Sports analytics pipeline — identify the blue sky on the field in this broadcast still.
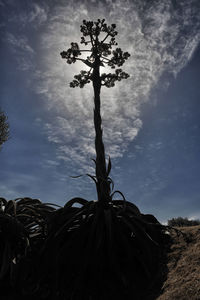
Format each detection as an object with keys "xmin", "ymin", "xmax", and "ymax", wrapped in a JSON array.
[{"xmin": 0, "ymin": 0, "xmax": 200, "ymax": 223}]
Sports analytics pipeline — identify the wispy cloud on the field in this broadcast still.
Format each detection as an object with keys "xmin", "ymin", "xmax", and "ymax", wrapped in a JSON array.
[
  {"xmin": 5, "ymin": 0, "xmax": 200, "ymax": 171},
  {"xmin": 7, "ymin": 2, "xmax": 48, "ymax": 28},
  {"xmin": 28, "ymin": 3, "xmax": 48, "ymax": 25},
  {"xmin": 6, "ymin": 33, "xmax": 35, "ymax": 70},
  {"xmin": 6, "ymin": 33, "xmax": 34, "ymax": 54}
]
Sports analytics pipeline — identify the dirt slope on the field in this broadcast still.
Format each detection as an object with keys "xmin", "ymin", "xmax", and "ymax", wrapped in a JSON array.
[{"xmin": 157, "ymin": 225, "xmax": 200, "ymax": 300}]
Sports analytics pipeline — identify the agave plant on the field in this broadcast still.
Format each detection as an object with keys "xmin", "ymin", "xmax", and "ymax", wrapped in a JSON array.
[
  {"xmin": 0, "ymin": 197, "xmax": 57, "ymax": 298},
  {"xmin": 36, "ymin": 19, "xmax": 167, "ymax": 300}
]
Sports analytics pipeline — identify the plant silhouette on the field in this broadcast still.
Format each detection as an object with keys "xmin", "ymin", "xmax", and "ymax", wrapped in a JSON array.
[
  {"xmin": 61, "ymin": 18, "xmax": 130, "ymax": 204},
  {"xmin": 0, "ymin": 19, "xmax": 170, "ymax": 300},
  {"xmin": 35, "ymin": 19, "xmax": 167, "ymax": 299},
  {"xmin": 0, "ymin": 109, "xmax": 9, "ymax": 150}
]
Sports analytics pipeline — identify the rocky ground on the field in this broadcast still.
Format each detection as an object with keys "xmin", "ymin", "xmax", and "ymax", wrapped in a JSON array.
[{"xmin": 156, "ymin": 225, "xmax": 200, "ymax": 300}]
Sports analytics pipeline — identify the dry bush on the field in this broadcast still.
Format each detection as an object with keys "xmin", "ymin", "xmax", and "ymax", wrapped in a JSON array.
[{"xmin": 168, "ymin": 217, "xmax": 200, "ymax": 227}]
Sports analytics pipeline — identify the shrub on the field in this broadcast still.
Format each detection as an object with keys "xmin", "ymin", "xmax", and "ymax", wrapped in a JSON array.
[
  {"xmin": 0, "ymin": 109, "xmax": 9, "ymax": 150},
  {"xmin": 168, "ymin": 217, "xmax": 200, "ymax": 227}
]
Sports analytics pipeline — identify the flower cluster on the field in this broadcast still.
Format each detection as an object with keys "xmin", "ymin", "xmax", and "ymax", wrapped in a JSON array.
[
  {"xmin": 108, "ymin": 48, "xmax": 130, "ymax": 68},
  {"xmin": 80, "ymin": 19, "xmax": 117, "ymax": 39},
  {"xmin": 70, "ymin": 70, "xmax": 91, "ymax": 88},
  {"xmin": 101, "ymin": 69, "xmax": 130, "ymax": 87},
  {"xmin": 61, "ymin": 19, "xmax": 130, "ymax": 89},
  {"xmin": 60, "ymin": 42, "xmax": 81, "ymax": 64}
]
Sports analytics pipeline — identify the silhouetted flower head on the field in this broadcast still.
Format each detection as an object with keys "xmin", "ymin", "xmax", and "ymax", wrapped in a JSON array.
[{"xmin": 61, "ymin": 19, "xmax": 130, "ymax": 88}]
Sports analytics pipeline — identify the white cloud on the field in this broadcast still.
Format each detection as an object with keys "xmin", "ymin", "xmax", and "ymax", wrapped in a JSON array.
[
  {"xmin": 7, "ymin": 0, "xmax": 200, "ymax": 171},
  {"xmin": 189, "ymin": 214, "xmax": 200, "ymax": 221}
]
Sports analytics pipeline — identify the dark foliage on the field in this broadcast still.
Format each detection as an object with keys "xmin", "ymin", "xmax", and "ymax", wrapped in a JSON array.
[
  {"xmin": 168, "ymin": 217, "xmax": 200, "ymax": 227},
  {"xmin": 0, "ymin": 197, "xmax": 58, "ymax": 299},
  {"xmin": 0, "ymin": 196, "xmax": 170, "ymax": 300},
  {"xmin": 0, "ymin": 109, "xmax": 9, "ymax": 149}
]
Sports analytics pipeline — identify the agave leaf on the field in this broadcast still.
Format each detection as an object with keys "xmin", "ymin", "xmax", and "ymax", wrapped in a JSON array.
[
  {"xmin": 16, "ymin": 204, "xmax": 44, "ymax": 217},
  {"xmin": 71, "ymin": 172, "xmax": 98, "ymax": 187},
  {"xmin": 0, "ymin": 197, "xmax": 7, "ymax": 210},
  {"xmin": 46, "ymin": 207, "xmax": 79, "ymax": 235},
  {"xmin": 91, "ymin": 158, "xmax": 96, "ymax": 165},
  {"xmin": 16, "ymin": 212, "xmax": 37, "ymax": 218},
  {"xmin": 4, "ymin": 200, "xmax": 17, "ymax": 216},
  {"xmin": 30, "ymin": 205, "xmax": 56, "ymax": 216},
  {"xmin": 133, "ymin": 213, "xmax": 160, "ymax": 227},
  {"xmin": 68, "ymin": 204, "xmax": 96, "ymax": 251},
  {"xmin": 86, "ymin": 173, "xmax": 97, "ymax": 185},
  {"xmin": 0, "ymin": 197, "xmax": 7, "ymax": 204},
  {"xmin": 19, "ymin": 206, "xmax": 41, "ymax": 216},
  {"xmin": 70, "ymin": 174, "xmax": 84, "ymax": 178},
  {"xmin": 54, "ymin": 203, "xmax": 93, "ymax": 238},
  {"xmin": 64, "ymin": 197, "xmax": 88, "ymax": 209},
  {"xmin": 124, "ymin": 201, "xmax": 141, "ymax": 216},
  {"xmin": 111, "ymin": 192, "xmax": 127, "ymax": 214},
  {"xmin": 20, "ymin": 220, "xmax": 36, "ymax": 228},
  {"xmin": 111, "ymin": 190, "xmax": 126, "ymax": 202},
  {"xmin": 29, "ymin": 232, "xmax": 42, "ymax": 238},
  {"xmin": 111, "ymin": 200, "xmax": 124, "ymax": 208},
  {"xmin": 42, "ymin": 203, "xmax": 61, "ymax": 208},
  {"xmin": 16, "ymin": 197, "xmax": 41, "ymax": 205},
  {"xmin": 107, "ymin": 176, "xmax": 114, "ymax": 191}
]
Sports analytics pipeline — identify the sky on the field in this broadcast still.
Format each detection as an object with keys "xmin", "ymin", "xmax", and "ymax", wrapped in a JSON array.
[{"xmin": 0, "ymin": 0, "xmax": 200, "ymax": 223}]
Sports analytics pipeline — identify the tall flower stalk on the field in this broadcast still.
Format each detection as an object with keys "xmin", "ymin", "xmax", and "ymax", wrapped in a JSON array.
[{"xmin": 61, "ymin": 19, "xmax": 130, "ymax": 204}]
